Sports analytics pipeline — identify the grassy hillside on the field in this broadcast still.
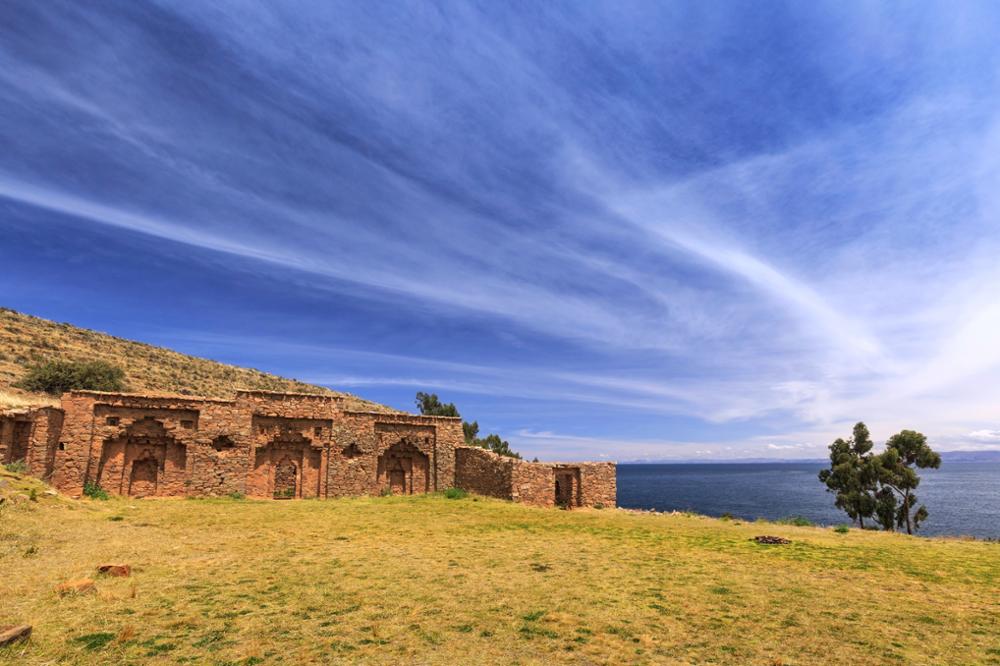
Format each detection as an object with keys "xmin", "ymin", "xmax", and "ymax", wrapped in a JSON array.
[
  {"xmin": 0, "ymin": 308, "xmax": 395, "ymax": 413},
  {"xmin": 0, "ymin": 487, "xmax": 997, "ymax": 665}
]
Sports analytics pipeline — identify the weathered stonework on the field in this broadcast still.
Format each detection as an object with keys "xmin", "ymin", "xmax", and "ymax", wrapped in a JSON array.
[
  {"xmin": 0, "ymin": 406, "xmax": 63, "ymax": 480},
  {"xmin": 456, "ymin": 446, "xmax": 616, "ymax": 508},
  {"xmin": 1, "ymin": 390, "xmax": 615, "ymax": 508}
]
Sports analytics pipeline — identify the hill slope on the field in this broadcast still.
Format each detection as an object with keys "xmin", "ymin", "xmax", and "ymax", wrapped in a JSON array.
[{"xmin": 0, "ymin": 307, "xmax": 395, "ymax": 412}]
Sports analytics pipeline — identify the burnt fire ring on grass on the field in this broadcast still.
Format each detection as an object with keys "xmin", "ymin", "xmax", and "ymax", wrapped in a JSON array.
[{"xmin": 752, "ymin": 535, "xmax": 791, "ymax": 545}]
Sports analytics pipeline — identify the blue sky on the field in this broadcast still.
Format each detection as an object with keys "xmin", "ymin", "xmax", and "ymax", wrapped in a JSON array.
[{"xmin": 3, "ymin": 1, "xmax": 1000, "ymax": 460}]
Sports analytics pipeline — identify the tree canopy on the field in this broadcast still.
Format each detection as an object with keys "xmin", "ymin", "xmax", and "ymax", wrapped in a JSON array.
[
  {"xmin": 414, "ymin": 392, "xmax": 521, "ymax": 459},
  {"xmin": 818, "ymin": 422, "xmax": 877, "ymax": 529},
  {"xmin": 819, "ymin": 423, "xmax": 940, "ymax": 534},
  {"xmin": 414, "ymin": 392, "xmax": 459, "ymax": 417},
  {"xmin": 875, "ymin": 430, "xmax": 941, "ymax": 534}
]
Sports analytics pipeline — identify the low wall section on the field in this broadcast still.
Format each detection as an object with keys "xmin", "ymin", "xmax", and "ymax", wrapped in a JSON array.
[{"xmin": 455, "ymin": 445, "xmax": 616, "ymax": 508}]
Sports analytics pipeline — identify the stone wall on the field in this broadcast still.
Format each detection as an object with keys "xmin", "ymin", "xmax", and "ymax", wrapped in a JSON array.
[
  {"xmin": 577, "ymin": 462, "xmax": 617, "ymax": 507},
  {"xmin": 511, "ymin": 461, "xmax": 557, "ymax": 506},
  {"xmin": 16, "ymin": 390, "xmax": 466, "ymax": 501},
  {"xmin": 0, "ymin": 407, "xmax": 63, "ymax": 480},
  {"xmin": 455, "ymin": 446, "xmax": 515, "ymax": 500},
  {"xmin": 28, "ymin": 407, "xmax": 64, "ymax": 480},
  {"xmin": 0, "ymin": 412, "xmax": 32, "ymax": 467},
  {"xmin": 4, "ymin": 389, "xmax": 612, "ymax": 508},
  {"xmin": 455, "ymin": 446, "xmax": 617, "ymax": 508}
]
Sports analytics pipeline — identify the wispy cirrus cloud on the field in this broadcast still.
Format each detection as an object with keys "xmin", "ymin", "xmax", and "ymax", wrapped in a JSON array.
[{"xmin": 2, "ymin": 2, "xmax": 1000, "ymax": 459}]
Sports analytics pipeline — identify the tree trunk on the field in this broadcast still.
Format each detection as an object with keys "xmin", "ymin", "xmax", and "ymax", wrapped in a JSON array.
[
  {"xmin": 859, "ymin": 515, "xmax": 865, "ymax": 529},
  {"xmin": 903, "ymin": 490, "xmax": 912, "ymax": 535}
]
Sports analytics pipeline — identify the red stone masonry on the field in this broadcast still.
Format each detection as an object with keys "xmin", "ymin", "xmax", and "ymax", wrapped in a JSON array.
[
  {"xmin": 0, "ymin": 406, "xmax": 62, "ymax": 479},
  {"xmin": 455, "ymin": 446, "xmax": 616, "ymax": 508},
  {"xmin": 1, "ymin": 390, "xmax": 615, "ymax": 508}
]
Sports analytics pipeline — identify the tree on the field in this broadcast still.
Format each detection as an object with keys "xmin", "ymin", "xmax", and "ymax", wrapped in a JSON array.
[
  {"xmin": 874, "ymin": 430, "xmax": 940, "ymax": 535},
  {"xmin": 462, "ymin": 420, "xmax": 479, "ymax": 446},
  {"xmin": 818, "ymin": 422, "xmax": 877, "ymax": 528},
  {"xmin": 476, "ymin": 433, "xmax": 522, "ymax": 459},
  {"xmin": 15, "ymin": 359, "xmax": 126, "ymax": 395},
  {"xmin": 414, "ymin": 392, "xmax": 521, "ymax": 458},
  {"xmin": 874, "ymin": 486, "xmax": 897, "ymax": 532},
  {"xmin": 414, "ymin": 392, "xmax": 459, "ymax": 417}
]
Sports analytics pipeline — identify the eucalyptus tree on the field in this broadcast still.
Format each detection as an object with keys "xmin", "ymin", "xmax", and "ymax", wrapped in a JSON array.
[
  {"xmin": 818, "ymin": 422, "xmax": 878, "ymax": 528},
  {"xmin": 415, "ymin": 392, "xmax": 521, "ymax": 458},
  {"xmin": 875, "ymin": 430, "xmax": 941, "ymax": 535}
]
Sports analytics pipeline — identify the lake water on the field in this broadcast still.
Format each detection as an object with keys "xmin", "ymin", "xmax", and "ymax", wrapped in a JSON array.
[{"xmin": 617, "ymin": 462, "xmax": 1000, "ymax": 538}]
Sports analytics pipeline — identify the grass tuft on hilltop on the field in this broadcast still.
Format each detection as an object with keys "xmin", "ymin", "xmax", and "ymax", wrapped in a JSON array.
[{"xmin": 0, "ymin": 486, "xmax": 997, "ymax": 665}]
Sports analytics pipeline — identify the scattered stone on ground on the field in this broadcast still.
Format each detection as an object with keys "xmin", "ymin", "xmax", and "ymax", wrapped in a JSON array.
[
  {"xmin": 55, "ymin": 578, "xmax": 96, "ymax": 595},
  {"xmin": 0, "ymin": 625, "xmax": 32, "ymax": 647},
  {"xmin": 97, "ymin": 564, "xmax": 131, "ymax": 577},
  {"xmin": 752, "ymin": 535, "xmax": 791, "ymax": 545}
]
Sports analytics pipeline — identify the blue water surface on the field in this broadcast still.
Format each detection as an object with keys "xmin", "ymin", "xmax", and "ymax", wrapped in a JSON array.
[{"xmin": 617, "ymin": 462, "xmax": 1000, "ymax": 538}]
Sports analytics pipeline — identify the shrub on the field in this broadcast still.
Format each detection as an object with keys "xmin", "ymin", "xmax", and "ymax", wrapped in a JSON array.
[
  {"xmin": 778, "ymin": 515, "xmax": 813, "ymax": 527},
  {"xmin": 593, "ymin": 502, "xmax": 605, "ymax": 510},
  {"xmin": 15, "ymin": 359, "xmax": 126, "ymax": 395},
  {"xmin": 834, "ymin": 524, "xmax": 850, "ymax": 534},
  {"xmin": 228, "ymin": 491, "xmax": 246, "ymax": 500},
  {"xmin": 3, "ymin": 459, "xmax": 28, "ymax": 474},
  {"xmin": 83, "ymin": 481, "xmax": 109, "ymax": 500},
  {"xmin": 444, "ymin": 487, "xmax": 468, "ymax": 500}
]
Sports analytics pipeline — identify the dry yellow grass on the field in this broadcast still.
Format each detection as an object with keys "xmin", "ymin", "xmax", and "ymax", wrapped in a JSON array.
[
  {"xmin": 0, "ymin": 390, "xmax": 57, "ymax": 411},
  {"xmin": 0, "ymin": 307, "xmax": 395, "ymax": 412},
  {"xmin": 1, "ymin": 479, "xmax": 997, "ymax": 665}
]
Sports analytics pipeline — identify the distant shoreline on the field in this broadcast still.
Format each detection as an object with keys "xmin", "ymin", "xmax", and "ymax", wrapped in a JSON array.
[
  {"xmin": 617, "ymin": 450, "xmax": 1000, "ymax": 465},
  {"xmin": 616, "ymin": 459, "xmax": 1000, "ymax": 538}
]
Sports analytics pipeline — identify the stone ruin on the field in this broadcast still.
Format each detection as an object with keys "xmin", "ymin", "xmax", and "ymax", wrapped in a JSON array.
[{"xmin": 0, "ymin": 390, "xmax": 615, "ymax": 508}]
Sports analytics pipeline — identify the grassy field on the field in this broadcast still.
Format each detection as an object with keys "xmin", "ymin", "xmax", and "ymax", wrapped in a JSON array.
[
  {"xmin": 1, "ymin": 473, "xmax": 998, "ymax": 665},
  {"xmin": 0, "ymin": 307, "xmax": 393, "ymax": 412}
]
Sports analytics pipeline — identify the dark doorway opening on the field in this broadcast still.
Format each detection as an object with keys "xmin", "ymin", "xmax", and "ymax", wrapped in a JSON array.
[
  {"xmin": 129, "ymin": 457, "xmax": 158, "ymax": 497},
  {"xmin": 274, "ymin": 457, "xmax": 298, "ymax": 499}
]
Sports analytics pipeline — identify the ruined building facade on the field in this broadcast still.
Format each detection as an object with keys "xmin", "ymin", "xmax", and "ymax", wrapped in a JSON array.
[{"xmin": 0, "ymin": 390, "xmax": 615, "ymax": 508}]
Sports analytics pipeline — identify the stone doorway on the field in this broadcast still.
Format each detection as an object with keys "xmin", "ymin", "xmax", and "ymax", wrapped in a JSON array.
[
  {"xmin": 388, "ymin": 461, "xmax": 407, "ymax": 495},
  {"xmin": 129, "ymin": 457, "xmax": 158, "ymax": 497},
  {"xmin": 273, "ymin": 457, "xmax": 297, "ymax": 499},
  {"xmin": 554, "ymin": 469, "xmax": 579, "ymax": 508},
  {"xmin": 377, "ymin": 439, "xmax": 430, "ymax": 495},
  {"xmin": 8, "ymin": 421, "xmax": 31, "ymax": 464}
]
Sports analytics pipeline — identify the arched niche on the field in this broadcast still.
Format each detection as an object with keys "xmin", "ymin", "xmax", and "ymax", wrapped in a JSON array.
[
  {"xmin": 377, "ymin": 439, "xmax": 429, "ymax": 495},
  {"xmin": 250, "ymin": 429, "xmax": 321, "ymax": 499},
  {"xmin": 97, "ymin": 416, "xmax": 187, "ymax": 497}
]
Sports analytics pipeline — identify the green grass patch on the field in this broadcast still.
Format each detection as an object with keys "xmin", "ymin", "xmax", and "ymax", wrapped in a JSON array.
[
  {"xmin": 777, "ymin": 515, "xmax": 814, "ymax": 527},
  {"xmin": 70, "ymin": 632, "xmax": 115, "ymax": 651},
  {"xmin": 82, "ymin": 481, "xmax": 109, "ymax": 500},
  {"xmin": 3, "ymin": 459, "xmax": 27, "ymax": 474}
]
